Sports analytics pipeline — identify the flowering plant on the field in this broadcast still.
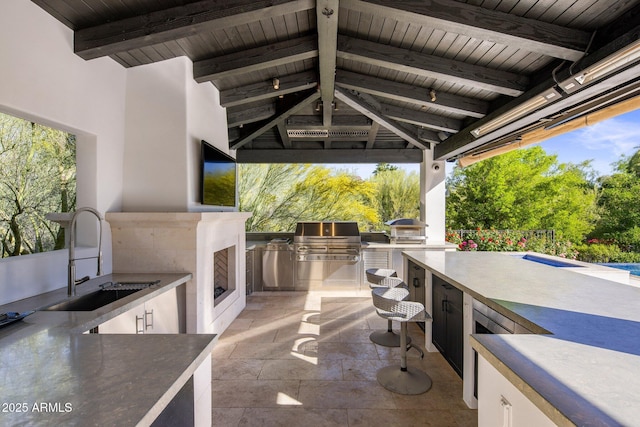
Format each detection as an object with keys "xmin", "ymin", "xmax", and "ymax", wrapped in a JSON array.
[
  {"xmin": 458, "ymin": 239, "xmax": 478, "ymax": 251},
  {"xmin": 446, "ymin": 228, "xmax": 578, "ymax": 259}
]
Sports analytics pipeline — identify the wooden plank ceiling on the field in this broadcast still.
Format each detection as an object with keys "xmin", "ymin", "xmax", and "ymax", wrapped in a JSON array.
[{"xmin": 32, "ymin": 0, "xmax": 640, "ymax": 164}]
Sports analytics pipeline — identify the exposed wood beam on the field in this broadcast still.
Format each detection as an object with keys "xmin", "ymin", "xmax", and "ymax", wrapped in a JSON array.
[
  {"xmin": 366, "ymin": 122, "xmax": 380, "ymax": 149},
  {"xmin": 277, "ymin": 123, "xmax": 292, "ymax": 148},
  {"xmin": 74, "ymin": 0, "xmax": 315, "ymax": 59},
  {"xmin": 337, "ymin": 35, "xmax": 528, "ymax": 96},
  {"xmin": 435, "ymin": 28, "xmax": 640, "ymax": 160},
  {"xmin": 317, "ymin": 0, "xmax": 339, "ymax": 127},
  {"xmin": 236, "ymin": 148, "xmax": 424, "ymax": 163},
  {"xmin": 380, "ymin": 103, "xmax": 461, "ymax": 133},
  {"xmin": 230, "ymin": 92, "xmax": 321, "ymax": 149},
  {"xmin": 342, "ymin": 0, "xmax": 590, "ymax": 61},
  {"xmin": 220, "ymin": 71, "xmax": 317, "ymax": 107},
  {"xmin": 415, "ymin": 128, "xmax": 439, "ymax": 145},
  {"xmin": 418, "ymin": 128, "xmax": 440, "ymax": 145},
  {"xmin": 334, "ymin": 87, "xmax": 430, "ymax": 150},
  {"xmin": 227, "ymin": 103, "xmax": 276, "ymax": 127},
  {"xmin": 194, "ymin": 35, "xmax": 318, "ymax": 82},
  {"xmin": 458, "ymin": 94, "xmax": 640, "ymax": 167},
  {"xmin": 335, "ymin": 70, "xmax": 487, "ymax": 118},
  {"xmin": 435, "ymin": 63, "xmax": 640, "ymax": 160}
]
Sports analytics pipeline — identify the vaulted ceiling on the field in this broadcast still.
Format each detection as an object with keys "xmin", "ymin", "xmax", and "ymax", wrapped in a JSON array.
[{"xmin": 32, "ymin": 0, "xmax": 640, "ymax": 164}]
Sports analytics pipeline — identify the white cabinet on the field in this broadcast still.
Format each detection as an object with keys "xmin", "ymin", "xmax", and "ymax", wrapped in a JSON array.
[
  {"xmin": 99, "ymin": 287, "xmax": 183, "ymax": 334},
  {"xmin": 477, "ymin": 354, "xmax": 555, "ymax": 427}
]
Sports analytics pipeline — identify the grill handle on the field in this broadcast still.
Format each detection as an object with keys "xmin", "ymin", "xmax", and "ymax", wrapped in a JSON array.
[{"xmin": 296, "ymin": 246, "xmax": 328, "ymax": 253}]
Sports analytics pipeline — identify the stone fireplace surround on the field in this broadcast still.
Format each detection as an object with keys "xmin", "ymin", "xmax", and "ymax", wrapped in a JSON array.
[{"xmin": 106, "ymin": 212, "xmax": 252, "ymax": 334}]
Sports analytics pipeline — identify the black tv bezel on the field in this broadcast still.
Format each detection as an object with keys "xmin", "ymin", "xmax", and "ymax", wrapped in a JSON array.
[{"xmin": 200, "ymin": 140, "xmax": 237, "ymax": 208}]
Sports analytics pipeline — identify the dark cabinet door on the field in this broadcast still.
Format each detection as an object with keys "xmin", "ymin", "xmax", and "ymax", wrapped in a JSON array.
[
  {"xmin": 407, "ymin": 260, "xmax": 425, "ymax": 306},
  {"xmin": 432, "ymin": 275, "xmax": 448, "ymax": 354},
  {"xmin": 446, "ymin": 286, "xmax": 464, "ymax": 377},
  {"xmin": 432, "ymin": 274, "xmax": 463, "ymax": 378},
  {"xmin": 407, "ymin": 261, "xmax": 427, "ymax": 330}
]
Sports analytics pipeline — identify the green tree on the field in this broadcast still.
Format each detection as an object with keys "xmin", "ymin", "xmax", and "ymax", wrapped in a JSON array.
[
  {"xmin": 0, "ymin": 113, "xmax": 76, "ymax": 257},
  {"xmin": 372, "ymin": 163, "xmax": 399, "ymax": 175},
  {"xmin": 239, "ymin": 164, "xmax": 378, "ymax": 232},
  {"xmin": 370, "ymin": 167, "xmax": 420, "ymax": 226},
  {"xmin": 446, "ymin": 146, "xmax": 597, "ymax": 242},
  {"xmin": 591, "ymin": 149, "xmax": 640, "ymax": 250}
]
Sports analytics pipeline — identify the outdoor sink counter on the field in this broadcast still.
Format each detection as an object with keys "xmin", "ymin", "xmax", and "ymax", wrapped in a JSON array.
[
  {"xmin": 0, "ymin": 273, "xmax": 215, "ymax": 426},
  {"xmin": 403, "ymin": 250, "xmax": 640, "ymax": 426}
]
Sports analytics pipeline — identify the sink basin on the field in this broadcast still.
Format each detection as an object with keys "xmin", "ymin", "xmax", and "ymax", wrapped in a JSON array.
[{"xmin": 42, "ymin": 289, "xmax": 141, "ymax": 311}]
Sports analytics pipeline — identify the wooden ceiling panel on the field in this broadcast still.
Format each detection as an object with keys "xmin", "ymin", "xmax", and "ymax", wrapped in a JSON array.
[{"xmin": 30, "ymin": 0, "xmax": 640, "ymax": 162}]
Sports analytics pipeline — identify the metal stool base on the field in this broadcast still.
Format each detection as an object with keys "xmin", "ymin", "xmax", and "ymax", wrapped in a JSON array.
[
  {"xmin": 376, "ymin": 365, "xmax": 432, "ymax": 395},
  {"xmin": 369, "ymin": 330, "xmax": 412, "ymax": 347}
]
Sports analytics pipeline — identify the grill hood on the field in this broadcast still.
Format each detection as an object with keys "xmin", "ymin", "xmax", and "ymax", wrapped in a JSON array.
[{"xmin": 294, "ymin": 221, "xmax": 360, "ymax": 237}]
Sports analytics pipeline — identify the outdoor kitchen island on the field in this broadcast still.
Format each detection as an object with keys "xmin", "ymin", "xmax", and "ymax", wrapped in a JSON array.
[
  {"xmin": 403, "ymin": 250, "xmax": 640, "ymax": 427},
  {"xmin": 0, "ymin": 273, "xmax": 214, "ymax": 426}
]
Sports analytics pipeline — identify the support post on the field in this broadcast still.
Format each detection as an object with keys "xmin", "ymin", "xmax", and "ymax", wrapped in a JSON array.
[{"xmin": 420, "ymin": 149, "xmax": 446, "ymax": 243}]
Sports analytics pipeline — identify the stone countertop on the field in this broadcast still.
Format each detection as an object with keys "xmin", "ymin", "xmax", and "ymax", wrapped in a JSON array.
[
  {"xmin": 0, "ymin": 273, "xmax": 216, "ymax": 426},
  {"xmin": 363, "ymin": 241, "xmax": 456, "ymax": 249},
  {"xmin": 403, "ymin": 250, "xmax": 640, "ymax": 427}
]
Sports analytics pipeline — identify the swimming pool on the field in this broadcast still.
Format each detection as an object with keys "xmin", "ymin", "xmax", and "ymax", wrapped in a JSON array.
[
  {"xmin": 512, "ymin": 253, "xmax": 583, "ymax": 268},
  {"xmin": 599, "ymin": 263, "xmax": 640, "ymax": 277}
]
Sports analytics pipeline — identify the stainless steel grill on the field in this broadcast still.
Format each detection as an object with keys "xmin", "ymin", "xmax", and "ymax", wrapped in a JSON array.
[
  {"xmin": 386, "ymin": 218, "xmax": 428, "ymax": 244},
  {"xmin": 294, "ymin": 221, "xmax": 361, "ymax": 261},
  {"xmin": 294, "ymin": 221, "xmax": 362, "ymax": 289}
]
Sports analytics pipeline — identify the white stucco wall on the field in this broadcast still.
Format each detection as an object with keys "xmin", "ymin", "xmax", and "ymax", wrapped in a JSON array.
[
  {"xmin": 0, "ymin": 0, "xmax": 128, "ymax": 304},
  {"xmin": 0, "ymin": 1, "xmax": 231, "ymax": 305},
  {"xmin": 0, "ymin": 0, "xmax": 127, "ymax": 214},
  {"xmin": 122, "ymin": 56, "xmax": 230, "ymax": 211},
  {"xmin": 122, "ymin": 58, "xmax": 190, "ymax": 211},
  {"xmin": 186, "ymin": 63, "xmax": 231, "ymax": 211}
]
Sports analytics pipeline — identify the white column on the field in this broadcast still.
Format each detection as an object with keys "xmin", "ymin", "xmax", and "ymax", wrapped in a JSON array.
[{"xmin": 420, "ymin": 149, "xmax": 446, "ymax": 243}]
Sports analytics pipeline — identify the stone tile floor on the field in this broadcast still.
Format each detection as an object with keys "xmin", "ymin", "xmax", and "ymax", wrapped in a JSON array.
[{"xmin": 211, "ymin": 291, "xmax": 477, "ymax": 426}]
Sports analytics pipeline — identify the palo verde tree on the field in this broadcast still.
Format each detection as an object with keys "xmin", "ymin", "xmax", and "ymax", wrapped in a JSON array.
[
  {"xmin": 239, "ymin": 163, "xmax": 378, "ymax": 232},
  {"xmin": 446, "ymin": 146, "xmax": 598, "ymax": 242},
  {"xmin": 370, "ymin": 166, "xmax": 420, "ymax": 227},
  {"xmin": 0, "ymin": 113, "xmax": 76, "ymax": 257}
]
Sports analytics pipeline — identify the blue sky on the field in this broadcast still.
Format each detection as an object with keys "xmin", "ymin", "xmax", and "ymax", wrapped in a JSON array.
[
  {"xmin": 333, "ymin": 108, "xmax": 640, "ymax": 179},
  {"xmin": 537, "ymin": 108, "xmax": 640, "ymax": 176}
]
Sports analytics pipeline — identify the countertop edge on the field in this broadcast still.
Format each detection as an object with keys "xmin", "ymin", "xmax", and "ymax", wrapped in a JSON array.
[
  {"xmin": 138, "ymin": 335, "xmax": 217, "ymax": 426},
  {"xmin": 470, "ymin": 335, "xmax": 576, "ymax": 427}
]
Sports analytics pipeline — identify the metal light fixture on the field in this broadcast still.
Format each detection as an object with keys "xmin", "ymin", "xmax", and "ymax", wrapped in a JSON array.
[
  {"xmin": 272, "ymin": 77, "xmax": 280, "ymax": 90},
  {"xmin": 470, "ymin": 88, "xmax": 561, "ymax": 138},
  {"xmin": 559, "ymin": 39, "xmax": 640, "ymax": 94}
]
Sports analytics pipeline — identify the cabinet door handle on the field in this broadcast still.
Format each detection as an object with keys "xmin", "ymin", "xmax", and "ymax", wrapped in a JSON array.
[
  {"xmin": 145, "ymin": 309, "xmax": 154, "ymax": 331},
  {"xmin": 413, "ymin": 277, "xmax": 420, "ymax": 288},
  {"xmin": 442, "ymin": 299, "xmax": 447, "ymax": 312},
  {"xmin": 136, "ymin": 315, "xmax": 145, "ymax": 334}
]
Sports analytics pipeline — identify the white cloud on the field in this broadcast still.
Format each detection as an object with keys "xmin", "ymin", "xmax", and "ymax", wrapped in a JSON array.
[{"xmin": 573, "ymin": 116, "xmax": 640, "ymax": 156}]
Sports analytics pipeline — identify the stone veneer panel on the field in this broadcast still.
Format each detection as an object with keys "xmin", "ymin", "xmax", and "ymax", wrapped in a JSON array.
[{"xmin": 106, "ymin": 212, "xmax": 251, "ymax": 334}]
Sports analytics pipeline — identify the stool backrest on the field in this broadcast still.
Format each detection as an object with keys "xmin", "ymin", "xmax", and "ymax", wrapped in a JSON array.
[{"xmin": 372, "ymin": 287, "xmax": 426, "ymax": 322}]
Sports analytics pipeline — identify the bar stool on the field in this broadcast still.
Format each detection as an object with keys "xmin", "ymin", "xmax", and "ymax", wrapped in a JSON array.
[
  {"xmin": 371, "ymin": 286, "xmax": 432, "ymax": 395},
  {"xmin": 365, "ymin": 268, "xmax": 410, "ymax": 347}
]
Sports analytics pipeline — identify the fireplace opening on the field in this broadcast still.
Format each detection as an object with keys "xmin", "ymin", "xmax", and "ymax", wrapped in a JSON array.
[{"xmin": 213, "ymin": 246, "xmax": 236, "ymax": 306}]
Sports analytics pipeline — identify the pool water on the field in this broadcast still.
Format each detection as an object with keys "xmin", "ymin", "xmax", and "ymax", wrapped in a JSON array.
[
  {"xmin": 599, "ymin": 263, "xmax": 640, "ymax": 277},
  {"xmin": 518, "ymin": 253, "xmax": 581, "ymax": 268}
]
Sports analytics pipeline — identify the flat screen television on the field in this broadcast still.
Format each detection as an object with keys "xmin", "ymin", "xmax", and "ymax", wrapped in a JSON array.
[{"xmin": 200, "ymin": 140, "xmax": 237, "ymax": 208}]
